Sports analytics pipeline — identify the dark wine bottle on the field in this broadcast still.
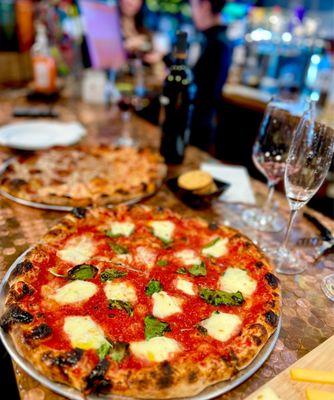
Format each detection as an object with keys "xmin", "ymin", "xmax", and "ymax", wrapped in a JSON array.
[{"xmin": 159, "ymin": 31, "xmax": 195, "ymax": 164}]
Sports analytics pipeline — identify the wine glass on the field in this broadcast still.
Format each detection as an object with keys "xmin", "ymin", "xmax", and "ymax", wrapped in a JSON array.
[
  {"xmin": 269, "ymin": 101, "xmax": 334, "ymax": 275},
  {"xmin": 322, "ymin": 274, "xmax": 334, "ymax": 301},
  {"xmin": 114, "ymin": 95, "xmax": 137, "ymax": 147},
  {"xmin": 242, "ymin": 98, "xmax": 303, "ymax": 232}
]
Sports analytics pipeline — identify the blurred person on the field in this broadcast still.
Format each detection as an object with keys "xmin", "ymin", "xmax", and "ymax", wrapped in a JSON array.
[
  {"xmin": 119, "ymin": 0, "xmax": 161, "ymax": 64},
  {"xmin": 189, "ymin": 0, "xmax": 232, "ymax": 151}
]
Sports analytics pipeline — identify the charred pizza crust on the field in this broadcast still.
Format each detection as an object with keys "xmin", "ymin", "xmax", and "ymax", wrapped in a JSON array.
[
  {"xmin": 0, "ymin": 145, "xmax": 166, "ymax": 207},
  {"xmin": 0, "ymin": 205, "xmax": 280, "ymax": 398}
]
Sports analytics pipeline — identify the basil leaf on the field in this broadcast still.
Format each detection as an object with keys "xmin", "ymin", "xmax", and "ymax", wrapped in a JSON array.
[
  {"xmin": 203, "ymin": 237, "xmax": 220, "ymax": 248},
  {"xmin": 157, "ymin": 260, "xmax": 168, "ymax": 266},
  {"xmin": 197, "ymin": 325, "xmax": 208, "ymax": 335},
  {"xmin": 110, "ymin": 341, "xmax": 129, "ymax": 363},
  {"xmin": 49, "ymin": 268, "xmax": 67, "ymax": 278},
  {"xmin": 144, "ymin": 315, "xmax": 170, "ymax": 340},
  {"xmin": 97, "ymin": 341, "xmax": 111, "ymax": 360},
  {"xmin": 105, "ymin": 230, "xmax": 121, "ymax": 238},
  {"xmin": 109, "ymin": 242, "xmax": 128, "ymax": 254},
  {"xmin": 188, "ymin": 261, "xmax": 207, "ymax": 277},
  {"xmin": 177, "ymin": 267, "xmax": 187, "ymax": 274},
  {"xmin": 68, "ymin": 264, "xmax": 98, "ymax": 280},
  {"xmin": 145, "ymin": 280, "xmax": 163, "ymax": 296},
  {"xmin": 199, "ymin": 288, "xmax": 244, "ymax": 306},
  {"xmin": 109, "ymin": 299, "xmax": 133, "ymax": 316},
  {"xmin": 100, "ymin": 269, "xmax": 127, "ymax": 282}
]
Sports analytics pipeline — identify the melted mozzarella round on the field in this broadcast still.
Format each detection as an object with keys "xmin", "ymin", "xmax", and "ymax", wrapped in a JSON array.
[
  {"xmin": 104, "ymin": 281, "xmax": 137, "ymax": 303},
  {"xmin": 219, "ymin": 267, "xmax": 257, "ymax": 297},
  {"xmin": 64, "ymin": 316, "xmax": 105, "ymax": 350},
  {"xmin": 152, "ymin": 291, "xmax": 182, "ymax": 319},
  {"xmin": 149, "ymin": 220, "xmax": 175, "ymax": 242},
  {"xmin": 175, "ymin": 277, "xmax": 195, "ymax": 296},
  {"xmin": 109, "ymin": 222, "xmax": 135, "ymax": 237},
  {"xmin": 175, "ymin": 249, "xmax": 201, "ymax": 266},
  {"xmin": 58, "ymin": 236, "xmax": 95, "ymax": 264},
  {"xmin": 200, "ymin": 312, "xmax": 242, "ymax": 342},
  {"xmin": 130, "ymin": 337, "xmax": 181, "ymax": 362},
  {"xmin": 202, "ymin": 237, "xmax": 228, "ymax": 258},
  {"xmin": 52, "ymin": 280, "xmax": 97, "ymax": 304}
]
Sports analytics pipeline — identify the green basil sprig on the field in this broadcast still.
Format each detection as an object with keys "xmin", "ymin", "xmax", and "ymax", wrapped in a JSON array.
[
  {"xmin": 100, "ymin": 269, "xmax": 127, "ymax": 282},
  {"xmin": 49, "ymin": 264, "xmax": 98, "ymax": 280},
  {"xmin": 144, "ymin": 315, "xmax": 170, "ymax": 340},
  {"xmin": 199, "ymin": 288, "xmax": 244, "ymax": 306},
  {"xmin": 109, "ymin": 299, "xmax": 133, "ymax": 316},
  {"xmin": 145, "ymin": 280, "xmax": 163, "ymax": 296}
]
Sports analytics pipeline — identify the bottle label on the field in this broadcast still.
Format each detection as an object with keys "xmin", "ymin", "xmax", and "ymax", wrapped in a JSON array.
[{"xmin": 34, "ymin": 62, "xmax": 50, "ymax": 89}]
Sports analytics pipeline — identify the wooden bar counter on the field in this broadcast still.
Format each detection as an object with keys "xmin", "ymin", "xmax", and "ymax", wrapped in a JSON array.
[{"xmin": 0, "ymin": 93, "xmax": 333, "ymax": 400}]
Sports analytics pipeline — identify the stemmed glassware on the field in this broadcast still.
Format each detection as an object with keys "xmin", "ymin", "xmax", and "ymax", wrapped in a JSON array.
[
  {"xmin": 114, "ymin": 94, "xmax": 137, "ymax": 147},
  {"xmin": 268, "ymin": 101, "xmax": 334, "ymax": 275},
  {"xmin": 322, "ymin": 274, "xmax": 334, "ymax": 301},
  {"xmin": 242, "ymin": 98, "xmax": 302, "ymax": 232}
]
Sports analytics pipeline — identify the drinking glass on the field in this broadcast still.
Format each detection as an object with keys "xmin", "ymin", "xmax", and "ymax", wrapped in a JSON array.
[
  {"xmin": 269, "ymin": 101, "xmax": 334, "ymax": 274},
  {"xmin": 322, "ymin": 274, "xmax": 334, "ymax": 301},
  {"xmin": 242, "ymin": 98, "xmax": 302, "ymax": 232},
  {"xmin": 114, "ymin": 95, "xmax": 137, "ymax": 147}
]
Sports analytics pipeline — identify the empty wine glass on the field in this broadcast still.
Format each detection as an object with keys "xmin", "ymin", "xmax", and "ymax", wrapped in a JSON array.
[
  {"xmin": 242, "ymin": 98, "xmax": 302, "ymax": 232},
  {"xmin": 322, "ymin": 274, "xmax": 334, "ymax": 301},
  {"xmin": 114, "ymin": 95, "xmax": 137, "ymax": 147},
  {"xmin": 268, "ymin": 101, "xmax": 334, "ymax": 274}
]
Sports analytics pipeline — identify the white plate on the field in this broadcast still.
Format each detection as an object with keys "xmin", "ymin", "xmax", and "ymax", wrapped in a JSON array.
[
  {"xmin": 0, "ymin": 121, "xmax": 86, "ymax": 150},
  {"xmin": 0, "ymin": 249, "xmax": 281, "ymax": 400}
]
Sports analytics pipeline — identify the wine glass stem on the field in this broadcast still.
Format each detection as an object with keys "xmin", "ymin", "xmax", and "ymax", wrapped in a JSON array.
[
  {"xmin": 281, "ymin": 209, "xmax": 298, "ymax": 250},
  {"xmin": 263, "ymin": 183, "xmax": 275, "ymax": 212}
]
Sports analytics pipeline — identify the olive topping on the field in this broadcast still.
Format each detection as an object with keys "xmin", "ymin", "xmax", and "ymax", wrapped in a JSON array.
[
  {"xmin": 265, "ymin": 311, "xmax": 279, "ymax": 327},
  {"xmin": 0, "ymin": 305, "xmax": 33, "ymax": 332},
  {"xmin": 71, "ymin": 207, "xmax": 87, "ymax": 219},
  {"xmin": 265, "ymin": 273, "xmax": 279, "ymax": 289},
  {"xmin": 25, "ymin": 324, "xmax": 52, "ymax": 340},
  {"xmin": 85, "ymin": 359, "xmax": 112, "ymax": 394}
]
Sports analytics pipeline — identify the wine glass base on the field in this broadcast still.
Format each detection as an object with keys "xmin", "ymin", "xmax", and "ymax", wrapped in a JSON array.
[
  {"xmin": 265, "ymin": 246, "xmax": 306, "ymax": 275},
  {"xmin": 242, "ymin": 208, "xmax": 285, "ymax": 233},
  {"xmin": 113, "ymin": 136, "xmax": 137, "ymax": 147},
  {"xmin": 321, "ymin": 274, "xmax": 334, "ymax": 301}
]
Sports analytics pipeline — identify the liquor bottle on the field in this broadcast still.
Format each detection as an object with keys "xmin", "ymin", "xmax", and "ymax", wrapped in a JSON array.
[
  {"xmin": 160, "ymin": 31, "xmax": 194, "ymax": 164},
  {"xmin": 31, "ymin": 23, "xmax": 56, "ymax": 94}
]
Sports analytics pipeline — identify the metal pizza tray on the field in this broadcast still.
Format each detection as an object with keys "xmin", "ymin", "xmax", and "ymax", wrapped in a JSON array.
[
  {"xmin": 0, "ymin": 158, "xmax": 166, "ymax": 212},
  {"xmin": 0, "ymin": 250, "xmax": 281, "ymax": 400}
]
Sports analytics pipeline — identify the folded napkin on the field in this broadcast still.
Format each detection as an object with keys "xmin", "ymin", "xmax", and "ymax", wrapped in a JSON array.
[{"xmin": 201, "ymin": 162, "xmax": 256, "ymax": 204}]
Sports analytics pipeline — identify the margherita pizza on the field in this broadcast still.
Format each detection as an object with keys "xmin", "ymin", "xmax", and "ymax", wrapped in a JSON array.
[
  {"xmin": 0, "ymin": 146, "xmax": 166, "ymax": 207},
  {"xmin": 1, "ymin": 205, "xmax": 280, "ymax": 398}
]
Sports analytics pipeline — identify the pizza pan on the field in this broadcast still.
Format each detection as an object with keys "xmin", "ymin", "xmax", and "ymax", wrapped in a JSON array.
[
  {"xmin": 0, "ymin": 158, "xmax": 166, "ymax": 212},
  {"xmin": 0, "ymin": 250, "xmax": 281, "ymax": 400}
]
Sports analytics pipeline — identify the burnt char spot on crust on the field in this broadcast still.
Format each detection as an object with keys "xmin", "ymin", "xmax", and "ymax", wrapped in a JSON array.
[
  {"xmin": 188, "ymin": 370, "xmax": 198, "ymax": 383},
  {"xmin": 0, "ymin": 305, "xmax": 33, "ymax": 332},
  {"xmin": 248, "ymin": 323, "xmax": 268, "ymax": 346},
  {"xmin": 265, "ymin": 273, "xmax": 279, "ymax": 289},
  {"xmin": 265, "ymin": 311, "xmax": 279, "ymax": 327},
  {"xmin": 157, "ymin": 361, "xmax": 173, "ymax": 389},
  {"xmin": 9, "ymin": 282, "xmax": 34, "ymax": 301},
  {"xmin": 9, "ymin": 178, "xmax": 27, "ymax": 189},
  {"xmin": 25, "ymin": 324, "xmax": 52, "ymax": 340},
  {"xmin": 71, "ymin": 207, "xmax": 87, "ymax": 219},
  {"xmin": 12, "ymin": 260, "xmax": 33, "ymax": 277},
  {"xmin": 221, "ymin": 349, "xmax": 238, "ymax": 368},
  {"xmin": 208, "ymin": 222, "xmax": 219, "ymax": 231},
  {"xmin": 255, "ymin": 261, "xmax": 264, "ymax": 269},
  {"xmin": 85, "ymin": 359, "xmax": 112, "ymax": 394},
  {"xmin": 42, "ymin": 348, "xmax": 84, "ymax": 367}
]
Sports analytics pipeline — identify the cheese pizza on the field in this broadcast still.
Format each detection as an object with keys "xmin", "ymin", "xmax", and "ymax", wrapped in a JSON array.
[
  {"xmin": 0, "ymin": 205, "xmax": 280, "ymax": 398},
  {"xmin": 0, "ymin": 145, "xmax": 166, "ymax": 207}
]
